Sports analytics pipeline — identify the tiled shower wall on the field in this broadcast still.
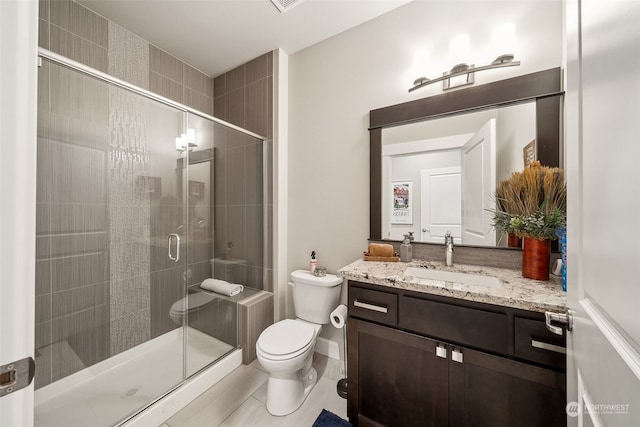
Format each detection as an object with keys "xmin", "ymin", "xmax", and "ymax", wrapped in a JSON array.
[
  {"xmin": 36, "ymin": 0, "xmax": 275, "ymax": 387},
  {"xmin": 213, "ymin": 55, "xmax": 274, "ymax": 292},
  {"xmin": 38, "ymin": 0, "xmax": 214, "ymax": 115},
  {"xmin": 36, "ymin": 60, "xmax": 111, "ymax": 388}
]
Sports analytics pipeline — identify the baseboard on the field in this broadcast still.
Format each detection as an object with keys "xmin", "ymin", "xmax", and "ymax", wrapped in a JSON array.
[{"xmin": 315, "ymin": 337, "xmax": 340, "ymax": 360}]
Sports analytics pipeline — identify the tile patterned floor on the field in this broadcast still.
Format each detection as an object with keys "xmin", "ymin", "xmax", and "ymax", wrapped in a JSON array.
[{"xmin": 162, "ymin": 353, "xmax": 348, "ymax": 427}]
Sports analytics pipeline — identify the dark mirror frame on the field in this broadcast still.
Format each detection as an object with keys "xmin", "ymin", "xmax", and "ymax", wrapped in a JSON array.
[{"xmin": 369, "ymin": 67, "xmax": 564, "ymax": 241}]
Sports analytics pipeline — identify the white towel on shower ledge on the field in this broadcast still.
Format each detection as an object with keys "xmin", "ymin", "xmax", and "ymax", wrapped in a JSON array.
[{"xmin": 200, "ymin": 278, "xmax": 244, "ymax": 297}]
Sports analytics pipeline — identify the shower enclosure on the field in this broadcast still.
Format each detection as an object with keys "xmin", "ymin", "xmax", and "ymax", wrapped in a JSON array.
[{"xmin": 34, "ymin": 51, "xmax": 266, "ymax": 427}]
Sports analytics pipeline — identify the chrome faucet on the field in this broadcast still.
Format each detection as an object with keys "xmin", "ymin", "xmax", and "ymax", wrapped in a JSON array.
[{"xmin": 445, "ymin": 231, "xmax": 454, "ymax": 266}]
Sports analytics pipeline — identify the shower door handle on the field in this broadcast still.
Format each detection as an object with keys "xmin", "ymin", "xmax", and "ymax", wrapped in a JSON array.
[{"xmin": 168, "ymin": 233, "xmax": 180, "ymax": 262}]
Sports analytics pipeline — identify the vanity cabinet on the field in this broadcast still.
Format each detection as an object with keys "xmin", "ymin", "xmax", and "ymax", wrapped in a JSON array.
[
  {"xmin": 347, "ymin": 281, "xmax": 566, "ymax": 427},
  {"xmin": 447, "ymin": 344, "xmax": 566, "ymax": 426},
  {"xmin": 353, "ymin": 319, "xmax": 449, "ymax": 426}
]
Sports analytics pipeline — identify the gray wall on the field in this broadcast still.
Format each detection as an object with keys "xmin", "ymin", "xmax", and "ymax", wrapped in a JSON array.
[{"xmin": 287, "ymin": 0, "xmax": 563, "ymax": 345}]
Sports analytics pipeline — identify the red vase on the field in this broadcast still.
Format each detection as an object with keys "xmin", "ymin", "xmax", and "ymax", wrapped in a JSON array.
[
  {"xmin": 522, "ymin": 237, "xmax": 551, "ymax": 281},
  {"xmin": 508, "ymin": 233, "xmax": 522, "ymax": 248}
]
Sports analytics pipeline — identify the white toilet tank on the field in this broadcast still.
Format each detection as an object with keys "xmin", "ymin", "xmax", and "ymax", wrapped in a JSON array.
[{"xmin": 290, "ymin": 270, "xmax": 343, "ymax": 324}]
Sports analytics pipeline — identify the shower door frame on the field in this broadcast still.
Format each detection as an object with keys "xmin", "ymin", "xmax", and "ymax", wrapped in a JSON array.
[
  {"xmin": 25, "ymin": 47, "xmax": 266, "ymax": 426},
  {"xmin": 37, "ymin": 49, "xmax": 263, "ymax": 140}
]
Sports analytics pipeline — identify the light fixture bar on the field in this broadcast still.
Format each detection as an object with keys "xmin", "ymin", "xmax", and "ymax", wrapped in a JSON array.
[{"xmin": 409, "ymin": 58, "xmax": 521, "ymax": 93}]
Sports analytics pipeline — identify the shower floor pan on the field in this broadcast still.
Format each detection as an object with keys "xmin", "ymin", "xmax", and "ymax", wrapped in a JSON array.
[{"xmin": 35, "ymin": 327, "xmax": 234, "ymax": 427}]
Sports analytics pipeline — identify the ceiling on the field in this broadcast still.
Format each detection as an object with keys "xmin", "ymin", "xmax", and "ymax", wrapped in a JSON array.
[{"xmin": 77, "ymin": 0, "xmax": 413, "ymax": 77}]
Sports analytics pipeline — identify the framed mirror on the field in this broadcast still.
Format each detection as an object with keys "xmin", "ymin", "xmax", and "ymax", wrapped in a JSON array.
[{"xmin": 369, "ymin": 67, "xmax": 564, "ymax": 248}]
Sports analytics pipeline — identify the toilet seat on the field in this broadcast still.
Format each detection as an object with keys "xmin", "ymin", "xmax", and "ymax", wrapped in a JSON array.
[
  {"xmin": 257, "ymin": 319, "xmax": 317, "ymax": 361},
  {"xmin": 170, "ymin": 292, "xmax": 217, "ymax": 317}
]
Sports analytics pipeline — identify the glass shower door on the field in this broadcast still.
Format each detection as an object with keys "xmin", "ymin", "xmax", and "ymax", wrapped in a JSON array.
[{"xmin": 34, "ymin": 58, "xmax": 190, "ymax": 427}]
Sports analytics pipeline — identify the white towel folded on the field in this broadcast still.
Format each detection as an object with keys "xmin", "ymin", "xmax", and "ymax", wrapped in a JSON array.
[{"xmin": 200, "ymin": 278, "xmax": 244, "ymax": 297}]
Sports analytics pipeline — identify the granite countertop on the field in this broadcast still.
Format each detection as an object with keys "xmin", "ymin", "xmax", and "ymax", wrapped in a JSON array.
[{"xmin": 337, "ymin": 259, "xmax": 566, "ymax": 313}]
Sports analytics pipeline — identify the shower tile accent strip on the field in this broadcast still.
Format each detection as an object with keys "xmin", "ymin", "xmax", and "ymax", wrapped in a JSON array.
[
  {"xmin": 108, "ymin": 82, "xmax": 152, "ymax": 355},
  {"xmin": 108, "ymin": 21, "xmax": 150, "ymax": 90},
  {"xmin": 107, "ymin": 19, "xmax": 152, "ymax": 354}
]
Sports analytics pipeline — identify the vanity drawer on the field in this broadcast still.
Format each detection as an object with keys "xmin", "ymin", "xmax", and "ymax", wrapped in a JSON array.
[
  {"xmin": 349, "ymin": 285, "xmax": 398, "ymax": 327},
  {"xmin": 399, "ymin": 295, "xmax": 508, "ymax": 355},
  {"xmin": 515, "ymin": 317, "xmax": 566, "ymax": 370}
]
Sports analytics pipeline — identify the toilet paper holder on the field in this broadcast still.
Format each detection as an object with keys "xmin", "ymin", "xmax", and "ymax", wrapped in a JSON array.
[
  {"xmin": 330, "ymin": 304, "xmax": 348, "ymax": 329},
  {"xmin": 330, "ymin": 303, "xmax": 349, "ymax": 400}
]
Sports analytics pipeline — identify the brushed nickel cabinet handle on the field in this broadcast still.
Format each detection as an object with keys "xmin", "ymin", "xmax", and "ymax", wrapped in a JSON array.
[
  {"xmin": 531, "ymin": 339, "xmax": 566, "ymax": 354},
  {"xmin": 451, "ymin": 348, "xmax": 463, "ymax": 363},
  {"xmin": 353, "ymin": 300, "xmax": 388, "ymax": 314}
]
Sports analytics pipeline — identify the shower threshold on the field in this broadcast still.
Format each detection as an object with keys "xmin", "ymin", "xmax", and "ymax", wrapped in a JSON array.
[{"xmin": 35, "ymin": 327, "xmax": 234, "ymax": 427}]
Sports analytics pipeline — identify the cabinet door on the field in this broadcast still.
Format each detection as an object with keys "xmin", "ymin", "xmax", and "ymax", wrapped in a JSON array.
[
  {"xmin": 347, "ymin": 318, "xmax": 449, "ymax": 427},
  {"xmin": 448, "ymin": 346, "xmax": 566, "ymax": 427}
]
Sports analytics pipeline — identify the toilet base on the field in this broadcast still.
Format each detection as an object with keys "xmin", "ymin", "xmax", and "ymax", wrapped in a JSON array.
[{"xmin": 265, "ymin": 366, "xmax": 318, "ymax": 416}]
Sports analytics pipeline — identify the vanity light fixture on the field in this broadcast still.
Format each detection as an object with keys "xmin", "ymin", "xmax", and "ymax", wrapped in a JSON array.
[{"xmin": 409, "ymin": 54, "xmax": 521, "ymax": 93}]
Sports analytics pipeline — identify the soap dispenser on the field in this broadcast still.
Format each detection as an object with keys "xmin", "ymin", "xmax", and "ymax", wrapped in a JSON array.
[
  {"xmin": 400, "ymin": 234, "xmax": 412, "ymax": 262},
  {"xmin": 309, "ymin": 251, "xmax": 318, "ymax": 273},
  {"xmin": 445, "ymin": 231, "xmax": 454, "ymax": 266}
]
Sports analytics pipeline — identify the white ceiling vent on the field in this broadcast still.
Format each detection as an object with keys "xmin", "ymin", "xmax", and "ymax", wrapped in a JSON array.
[{"xmin": 270, "ymin": 0, "xmax": 307, "ymax": 13}]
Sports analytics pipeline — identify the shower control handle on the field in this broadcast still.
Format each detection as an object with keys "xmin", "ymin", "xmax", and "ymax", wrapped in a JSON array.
[{"xmin": 168, "ymin": 233, "xmax": 180, "ymax": 262}]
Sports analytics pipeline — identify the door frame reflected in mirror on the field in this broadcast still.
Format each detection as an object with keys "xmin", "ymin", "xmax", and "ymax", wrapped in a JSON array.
[{"xmin": 369, "ymin": 67, "xmax": 564, "ymax": 246}]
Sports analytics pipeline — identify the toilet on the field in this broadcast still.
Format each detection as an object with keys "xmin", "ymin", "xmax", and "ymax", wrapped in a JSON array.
[
  {"xmin": 169, "ymin": 291, "xmax": 217, "ymax": 325},
  {"xmin": 256, "ymin": 269, "xmax": 343, "ymax": 416}
]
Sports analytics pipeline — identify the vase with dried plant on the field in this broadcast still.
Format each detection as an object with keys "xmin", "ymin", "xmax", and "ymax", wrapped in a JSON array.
[{"xmin": 492, "ymin": 161, "xmax": 567, "ymax": 281}]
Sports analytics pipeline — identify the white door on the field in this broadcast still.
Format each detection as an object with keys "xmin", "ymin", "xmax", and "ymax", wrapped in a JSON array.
[
  {"xmin": 461, "ymin": 119, "xmax": 496, "ymax": 246},
  {"xmin": 420, "ymin": 167, "xmax": 462, "ymax": 244},
  {"xmin": 565, "ymin": 1, "xmax": 640, "ymax": 426},
  {"xmin": 0, "ymin": 1, "xmax": 38, "ymax": 426}
]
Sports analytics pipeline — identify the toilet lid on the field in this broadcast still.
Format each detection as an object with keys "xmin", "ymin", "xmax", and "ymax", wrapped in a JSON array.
[
  {"xmin": 258, "ymin": 319, "xmax": 315, "ymax": 356},
  {"xmin": 170, "ymin": 292, "xmax": 217, "ymax": 315}
]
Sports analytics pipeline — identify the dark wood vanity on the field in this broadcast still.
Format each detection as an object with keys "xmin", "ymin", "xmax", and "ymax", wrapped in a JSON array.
[
  {"xmin": 346, "ymin": 280, "xmax": 567, "ymax": 427},
  {"xmin": 349, "ymin": 67, "xmax": 568, "ymax": 426}
]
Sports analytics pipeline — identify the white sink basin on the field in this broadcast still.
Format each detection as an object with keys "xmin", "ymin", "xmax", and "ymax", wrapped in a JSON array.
[{"xmin": 403, "ymin": 266, "xmax": 503, "ymax": 289}]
